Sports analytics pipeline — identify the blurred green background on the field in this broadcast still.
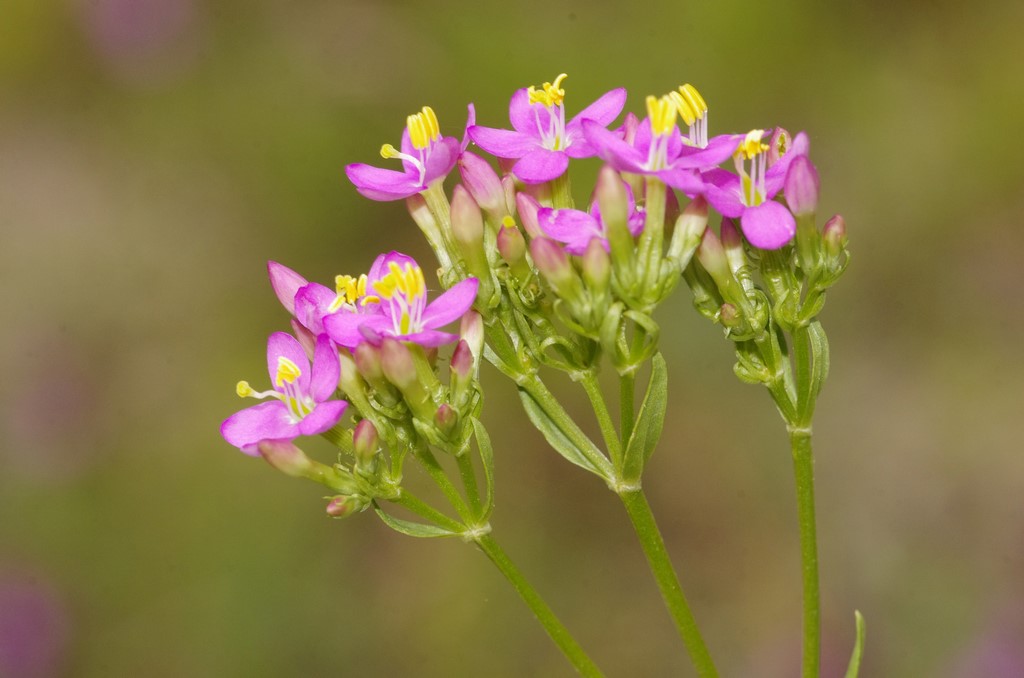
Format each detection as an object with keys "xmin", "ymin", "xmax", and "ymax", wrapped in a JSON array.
[{"xmin": 2, "ymin": 0, "xmax": 1023, "ymax": 675}]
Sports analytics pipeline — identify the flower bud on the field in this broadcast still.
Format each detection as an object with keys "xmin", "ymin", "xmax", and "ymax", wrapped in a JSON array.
[
  {"xmin": 380, "ymin": 338, "xmax": 417, "ymax": 391},
  {"xmin": 697, "ymin": 228, "xmax": 745, "ymax": 307},
  {"xmin": 501, "ymin": 175, "xmax": 517, "ymax": 219},
  {"xmin": 497, "ymin": 218, "xmax": 526, "ymax": 265},
  {"xmin": 353, "ymin": 342, "xmax": 384, "ymax": 382},
  {"xmin": 290, "ymin": 319, "xmax": 317, "ymax": 360},
  {"xmin": 822, "ymin": 214, "xmax": 847, "ymax": 259},
  {"xmin": 434, "ymin": 403, "xmax": 458, "ymax": 436},
  {"xmin": 450, "ymin": 339, "xmax": 473, "ymax": 381},
  {"xmin": 515, "ymin": 193, "xmax": 544, "ymax": 239},
  {"xmin": 767, "ymin": 127, "xmax": 791, "ymax": 166},
  {"xmin": 406, "ymin": 193, "xmax": 447, "ymax": 264},
  {"xmin": 720, "ymin": 218, "xmax": 748, "ymax": 278},
  {"xmin": 581, "ymin": 237, "xmax": 611, "ymax": 293},
  {"xmin": 784, "ymin": 155, "xmax": 820, "ymax": 217},
  {"xmin": 719, "ymin": 303, "xmax": 741, "ymax": 329},
  {"xmin": 326, "ymin": 495, "xmax": 364, "ymax": 519},
  {"xmin": 258, "ymin": 440, "xmax": 314, "ymax": 478},
  {"xmin": 352, "ymin": 419, "xmax": 379, "ymax": 466},
  {"xmin": 530, "ymin": 237, "xmax": 581, "ymax": 301},
  {"xmin": 459, "ymin": 152, "xmax": 505, "ymax": 217},
  {"xmin": 667, "ymin": 196, "xmax": 708, "ymax": 267},
  {"xmin": 595, "ymin": 166, "xmax": 635, "ymax": 278},
  {"xmin": 338, "ymin": 349, "xmax": 368, "ymax": 402},
  {"xmin": 459, "ymin": 310, "xmax": 484, "ymax": 367},
  {"xmin": 451, "ymin": 185, "xmax": 489, "ymax": 282}
]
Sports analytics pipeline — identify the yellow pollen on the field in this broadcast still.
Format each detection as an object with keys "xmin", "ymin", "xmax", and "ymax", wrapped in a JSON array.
[
  {"xmin": 374, "ymin": 262, "xmax": 426, "ymax": 301},
  {"xmin": 646, "ymin": 94, "xmax": 678, "ymax": 136},
  {"xmin": 236, "ymin": 380, "xmax": 254, "ymax": 398},
  {"xmin": 528, "ymin": 73, "xmax": 568, "ymax": 107},
  {"xmin": 501, "ymin": 215, "xmax": 516, "ymax": 229},
  {"xmin": 406, "ymin": 106, "xmax": 441, "ymax": 150},
  {"xmin": 380, "ymin": 143, "xmax": 400, "ymax": 159},
  {"xmin": 275, "ymin": 357, "xmax": 302, "ymax": 387},
  {"xmin": 774, "ymin": 130, "xmax": 790, "ymax": 157},
  {"xmin": 670, "ymin": 84, "xmax": 707, "ymax": 127},
  {"xmin": 736, "ymin": 129, "xmax": 769, "ymax": 160}
]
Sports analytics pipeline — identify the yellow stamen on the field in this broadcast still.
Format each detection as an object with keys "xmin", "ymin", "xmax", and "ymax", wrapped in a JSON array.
[
  {"xmin": 670, "ymin": 84, "xmax": 707, "ymax": 127},
  {"xmin": 275, "ymin": 357, "xmax": 302, "ymax": 387},
  {"xmin": 407, "ymin": 106, "xmax": 441, "ymax": 150},
  {"xmin": 646, "ymin": 94, "xmax": 678, "ymax": 136},
  {"xmin": 236, "ymin": 380, "xmax": 254, "ymax": 398},
  {"xmin": 380, "ymin": 143, "xmax": 400, "ymax": 159},
  {"xmin": 375, "ymin": 262, "xmax": 426, "ymax": 301},
  {"xmin": 736, "ymin": 129, "xmax": 769, "ymax": 160},
  {"xmin": 528, "ymin": 73, "xmax": 568, "ymax": 107}
]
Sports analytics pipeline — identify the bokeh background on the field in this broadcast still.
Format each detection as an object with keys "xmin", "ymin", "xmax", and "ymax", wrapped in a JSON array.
[{"xmin": 2, "ymin": 0, "xmax": 1023, "ymax": 675}]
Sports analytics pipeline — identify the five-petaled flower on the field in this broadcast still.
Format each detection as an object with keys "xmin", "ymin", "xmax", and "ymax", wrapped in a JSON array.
[
  {"xmin": 221, "ymin": 333, "xmax": 348, "ymax": 455},
  {"xmin": 468, "ymin": 73, "xmax": 626, "ymax": 184},
  {"xmin": 324, "ymin": 252, "xmax": 479, "ymax": 348},
  {"xmin": 702, "ymin": 129, "xmax": 809, "ymax": 249},
  {"xmin": 345, "ymin": 105, "xmax": 474, "ymax": 201}
]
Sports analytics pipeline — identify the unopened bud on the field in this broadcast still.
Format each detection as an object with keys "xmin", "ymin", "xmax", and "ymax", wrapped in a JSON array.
[
  {"xmin": 696, "ymin": 227, "xmax": 730, "ymax": 282},
  {"xmin": 434, "ymin": 403, "xmax": 458, "ymax": 436},
  {"xmin": 450, "ymin": 339, "xmax": 473, "ymax": 381},
  {"xmin": 459, "ymin": 152, "xmax": 505, "ymax": 216},
  {"xmin": 352, "ymin": 419, "xmax": 379, "ymax": 465},
  {"xmin": 785, "ymin": 155, "xmax": 819, "ymax": 217},
  {"xmin": 720, "ymin": 218, "xmax": 748, "ymax": 276},
  {"xmin": 451, "ymin": 185, "xmax": 489, "ymax": 281},
  {"xmin": 822, "ymin": 214, "xmax": 847, "ymax": 259},
  {"xmin": 290, "ymin": 319, "xmax": 317, "ymax": 360},
  {"xmin": 719, "ymin": 303, "xmax": 741, "ymax": 329},
  {"xmin": 337, "ymin": 349, "xmax": 368, "ymax": 402},
  {"xmin": 354, "ymin": 342, "xmax": 384, "ymax": 382},
  {"xmin": 596, "ymin": 166, "xmax": 635, "ymax": 276},
  {"xmin": 258, "ymin": 440, "xmax": 313, "ymax": 478},
  {"xmin": 380, "ymin": 338, "xmax": 417, "ymax": 390},
  {"xmin": 497, "ymin": 218, "xmax": 526, "ymax": 265},
  {"xmin": 667, "ymin": 196, "xmax": 709, "ymax": 267},
  {"xmin": 515, "ymin": 193, "xmax": 544, "ymax": 239},
  {"xmin": 406, "ymin": 193, "xmax": 447, "ymax": 264},
  {"xmin": 581, "ymin": 237, "xmax": 611, "ymax": 292},
  {"xmin": 530, "ymin": 237, "xmax": 574, "ymax": 289},
  {"xmin": 326, "ymin": 495, "xmax": 363, "ymax": 519},
  {"xmin": 459, "ymin": 311, "xmax": 484, "ymax": 366},
  {"xmin": 768, "ymin": 127, "xmax": 791, "ymax": 166}
]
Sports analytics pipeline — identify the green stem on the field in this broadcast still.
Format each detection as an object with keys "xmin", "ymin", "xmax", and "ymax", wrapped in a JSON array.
[
  {"xmin": 413, "ymin": 444, "xmax": 473, "ymax": 523},
  {"xmin": 390, "ymin": 491, "xmax": 465, "ymax": 533},
  {"xmin": 521, "ymin": 376, "xmax": 614, "ymax": 479},
  {"xmin": 474, "ymin": 534, "xmax": 604, "ymax": 677},
  {"xmin": 550, "ymin": 173, "xmax": 574, "ymax": 209},
  {"xmin": 620, "ymin": 373, "xmax": 635, "ymax": 447},
  {"xmin": 580, "ymin": 372, "xmax": 623, "ymax": 469},
  {"xmin": 620, "ymin": 490, "xmax": 719, "ymax": 678},
  {"xmin": 456, "ymin": 450, "xmax": 483, "ymax": 520},
  {"xmin": 790, "ymin": 428, "xmax": 820, "ymax": 678},
  {"xmin": 638, "ymin": 178, "xmax": 667, "ymax": 294}
]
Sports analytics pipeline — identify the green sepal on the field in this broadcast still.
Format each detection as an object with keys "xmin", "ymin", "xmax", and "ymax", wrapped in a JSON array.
[
  {"xmin": 373, "ymin": 502, "xmax": 460, "ymax": 538},
  {"xmin": 471, "ymin": 418, "xmax": 496, "ymax": 522},
  {"xmin": 793, "ymin": 321, "xmax": 830, "ymax": 424},
  {"xmin": 518, "ymin": 388, "xmax": 606, "ymax": 479},
  {"xmin": 843, "ymin": 610, "xmax": 866, "ymax": 678},
  {"xmin": 621, "ymin": 353, "xmax": 668, "ymax": 482}
]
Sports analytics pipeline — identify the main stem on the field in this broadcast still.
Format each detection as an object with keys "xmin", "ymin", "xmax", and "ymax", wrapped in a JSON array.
[
  {"xmin": 790, "ymin": 429, "xmax": 820, "ymax": 678},
  {"xmin": 474, "ymin": 534, "xmax": 604, "ymax": 677},
  {"xmin": 619, "ymin": 490, "xmax": 719, "ymax": 678}
]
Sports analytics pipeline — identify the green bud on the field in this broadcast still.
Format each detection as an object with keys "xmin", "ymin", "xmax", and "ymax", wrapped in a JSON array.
[
  {"xmin": 667, "ymin": 196, "xmax": 708, "ymax": 269},
  {"xmin": 822, "ymin": 214, "xmax": 847, "ymax": 259},
  {"xmin": 581, "ymin": 237, "xmax": 611, "ymax": 293},
  {"xmin": 530, "ymin": 237, "xmax": 583, "ymax": 303},
  {"xmin": 326, "ymin": 495, "xmax": 366, "ymax": 519},
  {"xmin": 451, "ymin": 185, "xmax": 490, "ymax": 283},
  {"xmin": 595, "ymin": 166, "xmax": 635, "ymax": 281},
  {"xmin": 434, "ymin": 403, "xmax": 458, "ymax": 436},
  {"xmin": 352, "ymin": 419, "xmax": 379, "ymax": 467}
]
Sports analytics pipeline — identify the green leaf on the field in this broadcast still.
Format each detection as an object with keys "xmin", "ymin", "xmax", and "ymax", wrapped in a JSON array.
[
  {"xmin": 373, "ymin": 504, "xmax": 460, "ymax": 538},
  {"xmin": 622, "ymin": 353, "xmax": 668, "ymax": 482},
  {"xmin": 471, "ymin": 418, "xmax": 496, "ymax": 522},
  {"xmin": 843, "ymin": 610, "xmax": 866, "ymax": 678},
  {"xmin": 518, "ymin": 388, "xmax": 604, "ymax": 477}
]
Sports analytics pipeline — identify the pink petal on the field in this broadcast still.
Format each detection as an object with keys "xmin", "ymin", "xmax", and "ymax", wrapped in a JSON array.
[
  {"xmin": 294, "ymin": 283, "xmax": 335, "ymax": 336},
  {"xmin": 298, "ymin": 400, "xmax": 347, "ymax": 436},
  {"xmin": 567, "ymin": 87, "xmax": 627, "ymax": 129},
  {"xmin": 511, "ymin": 149, "xmax": 569, "ymax": 184},
  {"xmin": 344, "ymin": 163, "xmax": 421, "ymax": 201},
  {"xmin": 369, "ymin": 251, "xmax": 419, "ymax": 288},
  {"xmin": 740, "ymin": 200, "xmax": 796, "ymax": 249},
  {"xmin": 267, "ymin": 261, "xmax": 307, "ymax": 315},
  {"xmin": 675, "ymin": 134, "xmax": 743, "ymax": 170},
  {"xmin": 420, "ymin": 278, "xmax": 479, "ymax": 328},
  {"xmin": 310, "ymin": 334, "xmax": 340, "ymax": 402},
  {"xmin": 267, "ymin": 332, "xmax": 311, "ymax": 393},
  {"xmin": 582, "ymin": 120, "xmax": 646, "ymax": 173},
  {"xmin": 701, "ymin": 169, "xmax": 745, "ymax": 218},
  {"xmin": 461, "ymin": 103, "xmax": 476, "ymax": 150},
  {"xmin": 324, "ymin": 313, "xmax": 390, "ymax": 349},
  {"xmin": 659, "ymin": 167, "xmax": 705, "ymax": 196},
  {"xmin": 221, "ymin": 402, "xmax": 299, "ymax": 456},
  {"xmin": 423, "ymin": 137, "xmax": 460, "ymax": 185},
  {"xmin": 538, "ymin": 207, "xmax": 601, "ymax": 243},
  {"xmin": 507, "ymin": 88, "xmax": 536, "ymax": 135},
  {"xmin": 401, "ymin": 329, "xmax": 460, "ymax": 347},
  {"xmin": 468, "ymin": 126, "xmax": 537, "ymax": 158}
]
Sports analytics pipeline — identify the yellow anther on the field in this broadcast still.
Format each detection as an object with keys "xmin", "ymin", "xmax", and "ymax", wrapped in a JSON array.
[
  {"xmin": 501, "ymin": 215, "xmax": 516, "ymax": 229},
  {"xmin": 275, "ymin": 357, "xmax": 302, "ymax": 387},
  {"xmin": 646, "ymin": 94, "xmax": 678, "ymax": 136},
  {"xmin": 736, "ymin": 129, "xmax": 769, "ymax": 160},
  {"xmin": 670, "ymin": 84, "xmax": 707, "ymax": 127},
  {"xmin": 774, "ymin": 130, "xmax": 789, "ymax": 157},
  {"xmin": 374, "ymin": 263, "xmax": 426, "ymax": 301},
  {"xmin": 380, "ymin": 143, "xmax": 400, "ymax": 159},
  {"xmin": 236, "ymin": 380, "xmax": 254, "ymax": 398},
  {"xmin": 528, "ymin": 73, "xmax": 568, "ymax": 107},
  {"xmin": 406, "ymin": 106, "xmax": 441, "ymax": 150}
]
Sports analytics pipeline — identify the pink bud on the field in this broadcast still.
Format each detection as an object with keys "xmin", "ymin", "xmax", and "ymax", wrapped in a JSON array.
[
  {"xmin": 459, "ymin": 152, "xmax": 504, "ymax": 214},
  {"xmin": 581, "ymin": 237, "xmax": 610, "ymax": 291},
  {"xmin": 784, "ymin": 155, "xmax": 820, "ymax": 217},
  {"xmin": 450, "ymin": 339, "xmax": 473, "ymax": 381},
  {"xmin": 326, "ymin": 495, "xmax": 360, "ymax": 519},
  {"xmin": 768, "ymin": 127, "xmax": 791, "ymax": 165},
  {"xmin": 267, "ymin": 261, "xmax": 307, "ymax": 315},
  {"xmin": 290, "ymin": 319, "xmax": 317, "ymax": 360},
  {"xmin": 354, "ymin": 342, "xmax": 384, "ymax": 381},
  {"xmin": 696, "ymin": 228, "xmax": 730, "ymax": 282},
  {"xmin": 497, "ymin": 221, "xmax": 526, "ymax": 265},
  {"xmin": 530, "ymin": 237, "xmax": 573, "ymax": 287},
  {"xmin": 460, "ymin": 311, "xmax": 484, "ymax": 365},
  {"xmin": 822, "ymin": 214, "xmax": 847, "ymax": 258},
  {"xmin": 380, "ymin": 338, "xmax": 417, "ymax": 390},
  {"xmin": 515, "ymin": 193, "xmax": 543, "ymax": 239},
  {"xmin": 352, "ymin": 419, "xmax": 379, "ymax": 464},
  {"xmin": 258, "ymin": 440, "xmax": 313, "ymax": 478},
  {"xmin": 451, "ymin": 185, "xmax": 484, "ymax": 248},
  {"xmin": 434, "ymin": 403, "xmax": 458, "ymax": 435}
]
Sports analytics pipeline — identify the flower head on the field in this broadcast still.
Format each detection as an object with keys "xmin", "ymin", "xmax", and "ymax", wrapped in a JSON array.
[
  {"xmin": 468, "ymin": 73, "xmax": 626, "ymax": 184},
  {"xmin": 324, "ymin": 252, "xmax": 478, "ymax": 348},
  {"xmin": 221, "ymin": 333, "xmax": 347, "ymax": 455},
  {"xmin": 345, "ymin": 105, "xmax": 474, "ymax": 201},
  {"xmin": 703, "ymin": 130, "xmax": 810, "ymax": 249}
]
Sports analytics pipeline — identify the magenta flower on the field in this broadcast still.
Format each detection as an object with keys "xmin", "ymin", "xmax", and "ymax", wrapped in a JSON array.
[
  {"xmin": 268, "ymin": 260, "xmax": 384, "ymax": 338},
  {"xmin": 537, "ymin": 179, "xmax": 644, "ymax": 254},
  {"xmin": 702, "ymin": 130, "xmax": 810, "ymax": 249},
  {"xmin": 583, "ymin": 92, "xmax": 741, "ymax": 194},
  {"xmin": 345, "ymin": 105, "xmax": 474, "ymax": 201},
  {"xmin": 468, "ymin": 73, "xmax": 626, "ymax": 184},
  {"xmin": 324, "ymin": 252, "xmax": 479, "ymax": 348},
  {"xmin": 221, "ymin": 333, "xmax": 347, "ymax": 455}
]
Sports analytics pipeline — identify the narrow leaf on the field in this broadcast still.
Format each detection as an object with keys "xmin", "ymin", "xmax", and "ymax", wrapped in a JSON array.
[
  {"xmin": 518, "ymin": 388, "xmax": 603, "ymax": 477},
  {"xmin": 471, "ymin": 418, "xmax": 496, "ymax": 522},
  {"xmin": 622, "ymin": 353, "xmax": 668, "ymax": 482},
  {"xmin": 843, "ymin": 610, "xmax": 866, "ymax": 678},
  {"xmin": 373, "ymin": 504, "xmax": 459, "ymax": 538}
]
